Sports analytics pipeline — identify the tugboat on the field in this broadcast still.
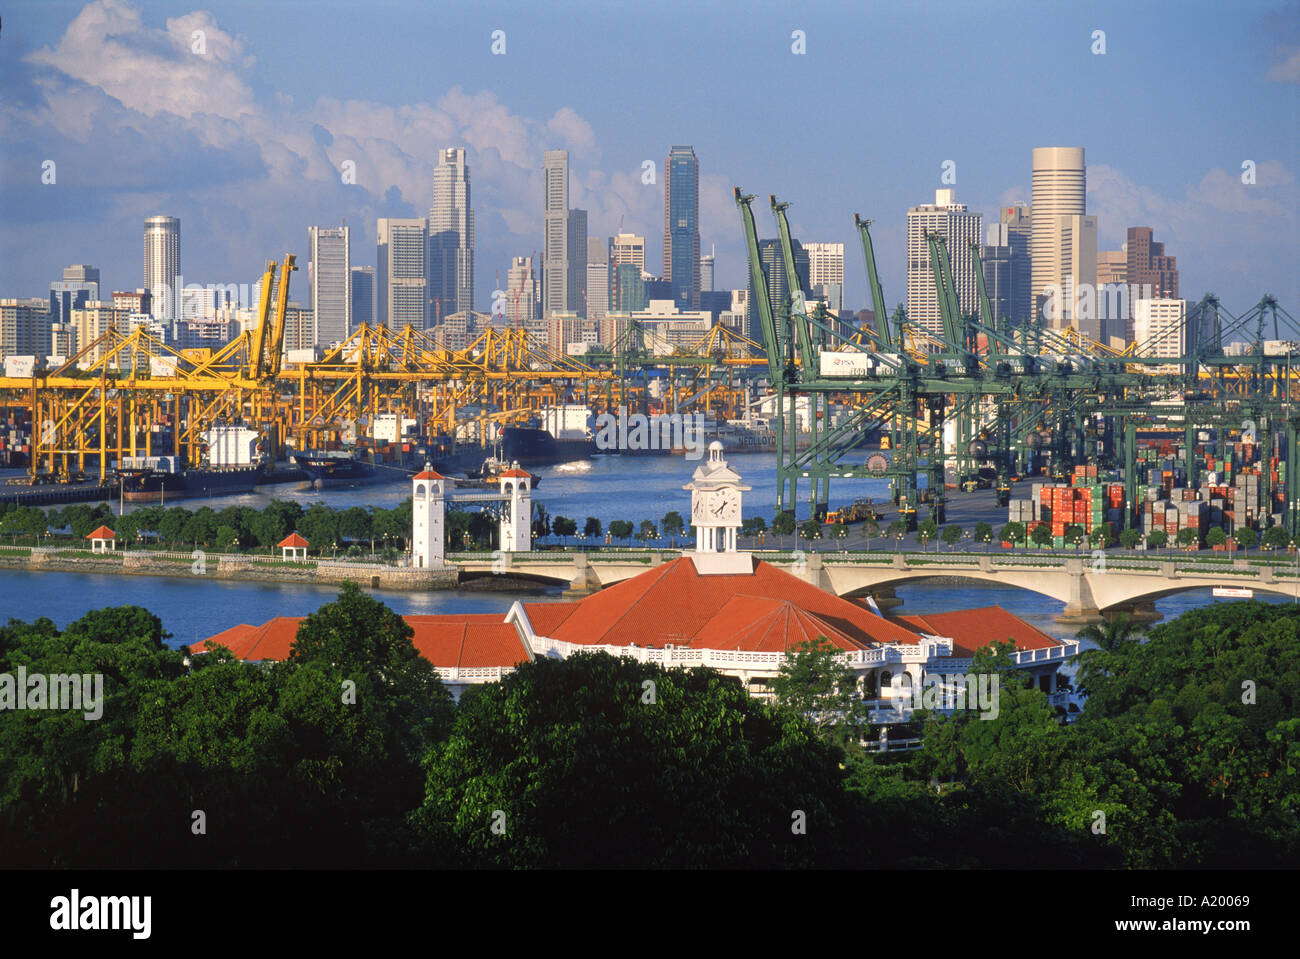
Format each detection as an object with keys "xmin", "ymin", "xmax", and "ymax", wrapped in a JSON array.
[{"xmin": 458, "ymin": 456, "xmax": 541, "ymax": 490}]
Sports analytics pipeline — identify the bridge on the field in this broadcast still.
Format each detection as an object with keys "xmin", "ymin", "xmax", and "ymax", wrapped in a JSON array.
[{"xmin": 447, "ymin": 548, "xmax": 1300, "ymax": 622}]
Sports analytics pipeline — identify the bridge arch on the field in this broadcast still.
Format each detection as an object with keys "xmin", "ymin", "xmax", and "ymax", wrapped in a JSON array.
[{"xmin": 836, "ymin": 571, "xmax": 1072, "ymax": 606}]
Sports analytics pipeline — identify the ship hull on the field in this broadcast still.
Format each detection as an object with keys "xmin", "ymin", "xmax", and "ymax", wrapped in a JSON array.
[
  {"xmin": 120, "ymin": 466, "xmax": 265, "ymax": 502},
  {"xmin": 500, "ymin": 427, "xmax": 595, "ymax": 466}
]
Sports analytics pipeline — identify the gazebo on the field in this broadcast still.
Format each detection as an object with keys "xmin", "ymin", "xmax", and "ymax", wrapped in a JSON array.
[
  {"xmin": 86, "ymin": 525, "xmax": 116, "ymax": 553},
  {"xmin": 277, "ymin": 532, "xmax": 309, "ymax": 561}
]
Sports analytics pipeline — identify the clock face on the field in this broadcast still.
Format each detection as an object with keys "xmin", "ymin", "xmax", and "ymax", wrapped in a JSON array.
[{"xmin": 710, "ymin": 489, "xmax": 740, "ymax": 523}]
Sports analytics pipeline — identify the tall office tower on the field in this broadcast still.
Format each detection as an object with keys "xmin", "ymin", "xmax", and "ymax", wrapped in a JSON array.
[
  {"xmin": 609, "ymin": 233, "xmax": 646, "ymax": 309},
  {"xmin": 377, "ymin": 218, "xmax": 428, "ymax": 330},
  {"xmin": 49, "ymin": 265, "xmax": 100, "ymax": 327},
  {"xmin": 428, "ymin": 147, "xmax": 475, "ymax": 317},
  {"xmin": 1126, "ymin": 227, "xmax": 1178, "ymax": 300},
  {"xmin": 905, "ymin": 189, "xmax": 983, "ymax": 338},
  {"xmin": 0, "ymin": 299, "xmax": 52, "ymax": 357},
  {"xmin": 663, "ymin": 145, "xmax": 701, "ymax": 309},
  {"xmin": 505, "ymin": 256, "xmax": 539, "ymax": 329},
  {"xmin": 804, "ymin": 242, "xmax": 846, "ymax": 313},
  {"xmin": 350, "ymin": 266, "xmax": 375, "ymax": 331},
  {"xmin": 746, "ymin": 238, "xmax": 810, "ymax": 341},
  {"xmin": 542, "ymin": 150, "xmax": 570, "ymax": 315},
  {"xmin": 567, "ymin": 209, "xmax": 588, "ymax": 315},
  {"xmin": 1057, "ymin": 214, "xmax": 1098, "ymax": 333},
  {"xmin": 700, "ymin": 248, "xmax": 715, "ymax": 293},
  {"xmin": 1133, "ymin": 298, "xmax": 1187, "ymax": 372},
  {"xmin": 983, "ymin": 208, "xmax": 1032, "ymax": 330},
  {"xmin": 308, "ymin": 225, "xmax": 350, "ymax": 348},
  {"xmin": 1096, "ymin": 250, "xmax": 1128, "ymax": 343},
  {"xmin": 1030, "ymin": 147, "xmax": 1088, "ymax": 324},
  {"xmin": 616, "ymin": 263, "xmax": 647, "ymax": 312},
  {"xmin": 143, "ymin": 216, "xmax": 180, "ymax": 319},
  {"xmin": 585, "ymin": 237, "xmax": 609, "ymax": 325}
]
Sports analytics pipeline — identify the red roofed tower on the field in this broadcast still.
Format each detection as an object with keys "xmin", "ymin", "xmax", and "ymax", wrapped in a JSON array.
[{"xmin": 413, "ymin": 463, "xmax": 446, "ymax": 568}]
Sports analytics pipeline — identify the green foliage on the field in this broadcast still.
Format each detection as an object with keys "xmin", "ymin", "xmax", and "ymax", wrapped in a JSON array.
[
  {"xmin": 799, "ymin": 519, "xmax": 822, "ymax": 540},
  {"xmin": 1205, "ymin": 527, "xmax": 1227, "ymax": 548},
  {"xmin": 1234, "ymin": 527, "xmax": 1258, "ymax": 552},
  {"xmin": 772, "ymin": 512, "xmax": 796, "ymax": 538},
  {"xmin": 941, "ymin": 525, "xmax": 963, "ymax": 549},
  {"xmin": 583, "ymin": 516, "xmax": 602, "ymax": 539},
  {"xmin": 1146, "ymin": 529, "xmax": 1168, "ymax": 549},
  {"xmin": 917, "ymin": 517, "xmax": 937, "ymax": 546},
  {"xmin": 1262, "ymin": 526, "xmax": 1290, "ymax": 551},
  {"xmin": 1030, "ymin": 524, "xmax": 1053, "ymax": 547},
  {"xmin": 1176, "ymin": 527, "xmax": 1200, "ymax": 549},
  {"xmin": 552, "ymin": 515, "xmax": 577, "ymax": 542},
  {"xmin": 608, "ymin": 520, "xmax": 634, "ymax": 544},
  {"xmin": 1120, "ymin": 528, "xmax": 1142, "ymax": 549},
  {"xmin": 973, "ymin": 521, "xmax": 993, "ymax": 544},
  {"xmin": 414, "ymin": 652, "xmax": 862, "ymax": 867},
  {"xmin": 771, "ymin": 637, "xmax": 863, "ymax": 742},
  {"xmin": 1000, "ymin": 521, "xmax": 1025, "ymax": 545},
  {"xmin": 530, "ymin": 502, "xmax": 551, "ymax": 540},
  {"xmin": 1090, "ymin": 525, "xmax": 1114, "ymax": 549},
  {"xmin": 661, "ymin": 511, "xmax": 685, "ymax": 544}
]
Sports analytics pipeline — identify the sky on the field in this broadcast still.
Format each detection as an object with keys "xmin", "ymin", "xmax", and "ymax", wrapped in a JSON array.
[{"xmin": 1, "ymin": 0, "xmax": 1297, "ymax": 318}]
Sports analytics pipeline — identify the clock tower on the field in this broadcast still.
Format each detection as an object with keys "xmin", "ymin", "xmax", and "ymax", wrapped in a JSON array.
[{"xmin": 684, "ymin": 441, "xmax": 751, "ymax": 556}]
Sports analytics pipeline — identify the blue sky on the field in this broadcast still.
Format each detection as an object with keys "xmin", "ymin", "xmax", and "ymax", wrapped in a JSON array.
[{"xmin": 1, "ymin": 0, "xmax": 1296, "ymax": 316}]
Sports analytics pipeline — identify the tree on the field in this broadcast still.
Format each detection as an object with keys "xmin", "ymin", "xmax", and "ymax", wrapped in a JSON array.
[
  {"xmin": 1120, "ymin": 528, "xmax": 1143, "ymax": 550},
  {"xmin": 157, "ymin": 507, "xmax": 190, "ymax": 548},
  {"xmin": 1000, "ymin": 521, "xmax": 1026, "ymax": 548},
  {"xmin": 917, "ymin": 517, "xmax": 938, "ymax": 552},
  {"xmin": 1030, "ymin": 524, "xmax": 1053, "ymax": 549},
  {"xmin": 608, "ymin": 520, "xmax": 634, "ymax": 545},
  {"xmin": 661, "ymin": 511, "xmax": 685, "ymax": 547},
  {"xmin": 1205, "ymin": 527, "xmax": 1227, "ymax": 549},
  {"xmin": 941, "ymin": 525, "xmax": 963, "ymax": 551},
  {"xmin": 1074, "ymin": 613, "xmax": 1145, "ymax": 655},
  {"xmin": 414, "ymin": 652, "xmax": 862, "ymax": 868},
  {"xmin": 339, "ymin": 507, "xmax": 373, "ymax": 546},
  {"xmin": 636, "ymin": 520, "xmax": 658, "ymax": 545},
  {"xmin": 1176, "ymin": 527, "xmax": 1200, "ymax": 551},
  {"xmin": 213, "ymin": 524, "xmax": 240, "ymax": 550},
  {"xmin": 583, "ymin": 516, "xmax": 602, "ymax": 540},
  {"xmin": 1262, "ymin": 526, "xmax": 1289, "ymax": 553},
  {"xmin": 831, "ymin": 521, "xmax": 849, "ymax": 546},
  {"xmin": 1090, "ymin": 526, "xmax": 1114, "ymax": 549},
  {"xmin": 864, "ymin": 519, "xmax": 881, "ymax": 551},
  {"xmin": 800, "ymin": 519, "xmax": 822, "ymax": 542},
  {"xmin": 1233, "ymin": 527, "xmax": 1258, "ymax": 554},
  {"xmin": 973, "ymin": 521, "xmax": 993, "ymax": 550},
  {"xmin": 886, "ymin": 520, "xmax": 906, "ymax": 552},
  {"xmin": 1063, "ymin": 524, "xmax": 1086, "ymax": 551},
  {"xmin": 1146, "ymin": 529, "xmax": 1168, "ymax": 550},
  {"xmin": 298, "ymin": 504, "xmax": 341, "ymax": 554},
  {"xmin": 771, "ymin": 637, "xmax": 864, "ymax": 742},
  {"xmin": 772, "ymin": 511, "xmax": 796, "ymax": 547},
  {"xmin": 552, "ymin": 515, "xmax": 577, "ymax": 545},
  {"xmin": 531, "ymin": 502, "xmax": 551, "ymax": 540}
]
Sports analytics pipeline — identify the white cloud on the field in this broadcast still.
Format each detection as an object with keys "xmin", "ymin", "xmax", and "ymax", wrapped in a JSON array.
[{"xmin": 1268, "ymin": 44, "xmax": 1300, "ymax": 82}]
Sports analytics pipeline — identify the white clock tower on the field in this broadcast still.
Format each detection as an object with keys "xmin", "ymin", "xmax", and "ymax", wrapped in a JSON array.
[{"xmin": 684, "ymin": 442, "xmax": 751, "ymax": 572}]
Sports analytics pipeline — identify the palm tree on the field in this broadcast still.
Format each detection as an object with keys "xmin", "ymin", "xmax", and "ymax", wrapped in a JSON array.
[{"xmin": 1073, "ymin": 613, "xmax": 1145, "ymax": 654}]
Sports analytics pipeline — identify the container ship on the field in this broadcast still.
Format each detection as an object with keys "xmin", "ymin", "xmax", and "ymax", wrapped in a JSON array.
[
  {"xmin": 117, "ymin": 426, "xmax": 266, "ymax": 502},
  {"xmin": 499, "ymin": 405, "xmax": 596, "ymax": 465}
]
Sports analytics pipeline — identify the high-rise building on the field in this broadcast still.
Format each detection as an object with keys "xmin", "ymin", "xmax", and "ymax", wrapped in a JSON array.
[
  {"xmin": 616, "ymin": 263, "xmax": 647, "ymax": 313},
  {"xmin": 0, "ymin": 299, "xmax": 52, "ymax": 358},
  {"xmin": 905, "ymin": 189, "xmax": 983, "ymax": 338},
  {"xmin": 700, "ymin": 248, "xmax": 715, "ymax": 293},
  {"xmin": 49, "ymin": 264, "xmax": 100, "ymax": 328},
  {"xmin": 805, "ymin": 242, "xmax": 845, "ymax": 313},
  {"xmin": 1096, "ymin": 250, "xmax": 1128, "ymax": 344},
  {"xmin": 143, "ymin": 216, "xmax": 180, "ymax": 319},
  {"xmin": 567, "ymin": 209, "xmax": 588, "ymax": 316},
  {"xmin": 746, "ymin": 238, "xmax": 810, "ymax": 342},
  {"xmin": 542, "ymin": 150, "xmax": 570, "ymax": 315},
  {"xmin": 983, "ymin": 209, "xmax": 1032, "ymax": 330},
  {"xmin": 377, "ymin": 218, "xmax": 428, "ymax": 330},
  {"xmin": 1126, "ymin": 227, "xmax": 1178, "ymax": 301},
  {"xmin": 609, "ymin": 233, "xmax": 646, "ymax": 310},
  {"xmin": 1055, "ymin": 214, "xmax": 1098, "ymax": 334},
  {"xmin": 350, "ymin": 266, "xmax": 375, "ymax": 331},
  {"xmin": 68, "ymin": 301, "xmax": 131, "ymax": 361},
  {"xmin": 1133, "ymin": 298, "xmax": 1187, "ymax": 372},
  {"xmin": 309, "ymin": 225, "xmax": 350, "ymax": 348},
  {"xmin": 505, "ymin": 256, "xmax": 540, "ymax": 334},
  {"xmin": 664, "ymin": 146, "xmax": 701, "ymax": 310},
  {"xmin": 1030, "ymin": 147, "xmax": 1088, "ymax": 325},
  {"xmin": 428, "ymin": 147, "xmax": 475, "ymax": 317},
  {"xmin": 585, "ymin": 237, "xmax": 609, "ymax": 325}
]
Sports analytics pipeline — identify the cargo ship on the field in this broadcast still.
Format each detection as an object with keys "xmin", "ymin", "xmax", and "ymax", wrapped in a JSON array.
[
  {"xmin": 117, "ymin": 426, "xmax": 266, "ymax": 502},
  {"xmin": 291, "ymin": 449, "xmax": 380, "ymax": 490},
  {"xmin": 499, "ymin": 405, "xmax": 596, "ymax": 465}
]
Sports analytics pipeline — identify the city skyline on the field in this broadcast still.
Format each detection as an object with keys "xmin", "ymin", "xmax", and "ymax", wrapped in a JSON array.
[{"xmin": 0, "ymin": 0, "xmax": 1296, "ymax": 323}]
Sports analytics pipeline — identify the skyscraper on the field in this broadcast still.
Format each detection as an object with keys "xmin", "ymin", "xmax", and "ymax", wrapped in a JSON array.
[
  {"xmin": 747, "ymin": 238, "xmax": 810, "ymax": 342},
  {"xmin": 663, "ymin": 145, "xmax": 701, "ymax": 309},
  {"xmin": 505, "ymin": 255, "xmax": 539, "ymax": 330},
  {"xmin": 983, "ymin": 206, "xmax": 1032, "ymax": 330},
  {"xmin": 143, "ymin": 216, "xmax": 180, "ymax": 319},
  {"xmin": 609, "ymin": 233, "xmax": 646, "ymax": 310},
  {"xmin": 905, "ymin": 190, "xmax": 983, "ymax": 338},
  {"xmin": 1126, "ymin": 227, "xmax": 1178, "ymax": 300},
  {"xmin": 377, "ymin": 218, "xmax": 428, "ymax": 330},
  {"xmin": 308, "ymin": 225, "xmax": 350, "ymax": 348},
  {"xmin": 586, "ymin": 237, "xmax": 609, "ymax": 325},
  {"xmin": 49, "ymin": 265, "xmax": 100, "ymax": 328},
  {"xmin": 1030, "ymin": 147, "xmax": 1090, "ymax": 325},
  {"xmin": 428, "ymin": 147, "xmax": 475, "ymax": 317},
  {"xmin": 699, "ymin": 248, "xmax": 715, "ymax": 293},
  {"xmin": 567, "ymin": 209, "xmax": 588, "ymax": 316},
  {"xmin": 542, "ymin": 150, "xmax": 570, "ymax": 315},
  {"xmin": 350, "ymin": 266, "xmax": 374, "ymax": 331},
  {"xmin": 804, "ymin": 242, "xmax": 845, "ymax": 313}
]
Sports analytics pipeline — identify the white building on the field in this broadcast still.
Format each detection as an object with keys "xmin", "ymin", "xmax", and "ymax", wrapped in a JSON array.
[
  {"xmin": 804, "ymin": 241, "xmax": 845, "ymax": 312},
  {"xmin": 309, "ymin": 225, "xmax": 351, "ymax": 347},
  {"xmin": 905, "ymin": 190, "xmax": 982, "ymax": 339},
  {"xmin": 377, "ymin": 218, "xmax": 428, "ymax": 330},
  {"xmin": 1133, "ymin": 298, "xmax": 1187, "ymax": 372}
]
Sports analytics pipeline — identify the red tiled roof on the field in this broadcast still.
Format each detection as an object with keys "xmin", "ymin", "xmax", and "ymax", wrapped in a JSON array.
[
  {"xmin": 413, "ymin": 469, "xmax": 444, "ymax": 480},
  {"xmin": 499, "ymin": 468, "xmax": 532, "ymax": 478},
  {"xmin": 898, "ymin": 606, "xmax": 1063, "ymax": 657},
  {"xmin": 537, "ymin": 557, "xmax": 926, "ymax": 650},
  {"xmin": 693, "ymin": 596, "xmax": 861, "ymax": 652},
  {"xmin": 194, "ymin": 613, "xmax": 528, "ymax": 670},
  {"xmin": 86, "ymin": 525, "xmax": 116, "ymax": 539},
  {"xmin": 277, "ymin": 532, "xmax": 309, "ymax": 549},
  {"xmin": 521, "ymin": 602, "xmax": 580, "ymax": 635}
]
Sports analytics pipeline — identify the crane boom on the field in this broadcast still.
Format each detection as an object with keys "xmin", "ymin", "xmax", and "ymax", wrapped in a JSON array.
[
  {"xmin": 266, "ymin": 254, "xmax": 298, "ymax": 378},
  {"xmin": 734, "ymin": 188, "xmax": 785, "ymax": 383},
  {"xmin": 854, "ymin": 215, "xmax": 894, "ymax": 350},
  {"xmin": 770, "ymin": 195, "xmax": 817, "ymax": 374},
  {"xmin": 250, "ymin": 260, "xmax": 277, "ymax": 379}
]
